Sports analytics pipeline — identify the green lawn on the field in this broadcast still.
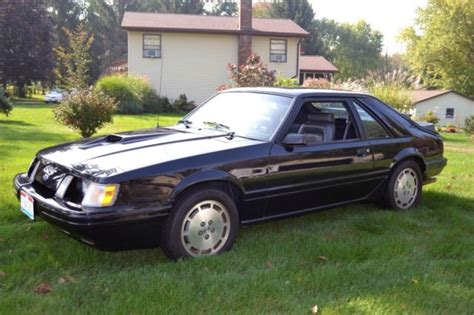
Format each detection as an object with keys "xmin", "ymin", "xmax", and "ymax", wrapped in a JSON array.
[{"xmin": 1, "ymin": 104, "xmax": 473, "ymax": 314}]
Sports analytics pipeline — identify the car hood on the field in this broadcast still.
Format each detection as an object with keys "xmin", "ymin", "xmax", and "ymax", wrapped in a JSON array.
[{"xmin": 37, "ymin": 128, "xmax": 264, "ymax": 180}]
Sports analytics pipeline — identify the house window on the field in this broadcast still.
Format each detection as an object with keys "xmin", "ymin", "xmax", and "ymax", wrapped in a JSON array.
[
  {"xmin": 446, "ymin": 108, "xmax": 454, "ymax": 119},
  {"xmin": 143, "ymin": 34, "xmax": 161, "ymax": 58},
  {"xmin": 270, "ymin": 39, "xmax": 287, "ymax": 62}
]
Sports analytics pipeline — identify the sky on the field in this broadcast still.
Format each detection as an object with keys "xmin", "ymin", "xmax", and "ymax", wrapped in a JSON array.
[{"xmin": 308, "ymin": 0, "xmax": 428, "ymax": 55}]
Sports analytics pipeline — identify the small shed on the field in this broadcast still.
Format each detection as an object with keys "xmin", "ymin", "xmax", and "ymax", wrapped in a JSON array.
[
  {"xmin": 299, "ymin": 55, "xmax": 338, "ymax": 84},
  {"xmin": 411, "ymin": 90, "xmax": 474, "ymax": 127}
]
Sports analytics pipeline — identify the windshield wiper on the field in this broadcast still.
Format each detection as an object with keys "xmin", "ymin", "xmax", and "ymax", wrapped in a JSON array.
[
  {"xmin": 178, "ymin": 119, "xmax": 193, "ymax": 128},
  {"xmin": 202, "ymin": 121, "xmax": 230, "ymax": 131}
]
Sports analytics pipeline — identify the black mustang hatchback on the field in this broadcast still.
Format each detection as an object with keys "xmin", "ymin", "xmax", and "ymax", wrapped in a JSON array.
[{"xmin": 14, "ymin": 88, "xmax": 447, "ymax": 259}]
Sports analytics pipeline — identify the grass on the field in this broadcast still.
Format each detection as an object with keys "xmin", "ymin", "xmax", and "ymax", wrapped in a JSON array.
[{"xmin": 1, "ymin": 104, "xmax": 473, "ymax": 314}]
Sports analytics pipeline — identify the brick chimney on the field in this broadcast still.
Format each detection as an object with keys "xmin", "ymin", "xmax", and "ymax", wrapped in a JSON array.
[{"xmin": 238, "ymin": 0, "xmax": 252, "ymax": 67}]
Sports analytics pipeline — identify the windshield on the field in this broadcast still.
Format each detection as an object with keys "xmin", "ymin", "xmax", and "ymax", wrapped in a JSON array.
[{"xmin": 180, "ymin": 92, "xmax": 293, "ymax": 140}]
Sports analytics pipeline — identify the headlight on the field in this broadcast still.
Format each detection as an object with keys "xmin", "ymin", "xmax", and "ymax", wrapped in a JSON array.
[{"xmin": 81, "ymin": 181, "xmax": 120, "ymax": 207}]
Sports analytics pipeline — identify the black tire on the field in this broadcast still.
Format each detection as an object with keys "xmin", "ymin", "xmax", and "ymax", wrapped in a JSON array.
[
  {"xmin": 160, "ymin": 187, "xmax": 239, "ymax": 260},
  {"xmin": 378, "ymin": 160, "xmax": 423, "ymax": 210}
]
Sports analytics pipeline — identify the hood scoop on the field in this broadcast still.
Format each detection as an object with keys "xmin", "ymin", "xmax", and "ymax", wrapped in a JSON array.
[{"xmin": 80, "ymin": 132, "xmax": 167, "ymax": 149}]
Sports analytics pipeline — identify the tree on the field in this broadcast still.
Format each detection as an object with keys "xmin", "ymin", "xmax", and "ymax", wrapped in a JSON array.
[
  {"xmin": 400, "ymin": 0, "xmax": 474, "ymax": 97},
  {"xmin": 46, "ymin": 0, "xmax": 82, "ymax": 48},
  {"xmin": 256, "ymin": 0, "xmax": 320, "ymax": 55},
  {"xmin": 54, "ymin": 24, "xmax": 94, "ymax": 90},
  {"xmin": 206, "ymin": 2, "xmax": 238, "ymax": 16},
  {"xmin": 0, "ymin": 0, "xmax": 54, "ymax": 96},
  {"xmin": 317, "ymin": 19, "xmax": 383, "ymax": 80},
  {"xmin": 0, "ymin": 87, "xmax": 13, "ymax": 116},
  {"xmin": 137, "ymin": 0, "xmax": 203, "ymax": 14}
]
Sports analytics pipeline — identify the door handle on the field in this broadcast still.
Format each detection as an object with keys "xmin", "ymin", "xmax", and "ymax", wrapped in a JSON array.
[{"xmin": 357, "ymin": 148, "xmax": 371, "ymax": 157}]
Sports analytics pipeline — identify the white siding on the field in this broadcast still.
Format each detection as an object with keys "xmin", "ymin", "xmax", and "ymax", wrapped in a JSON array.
[
  {"xmin": 128, "ymin": 31, "xmax": 301, "ymax": 104},
  {"xmin": 252, "ymin": 36, "xmax": 299, "ymax": 78},
  {"xmin": 128, "ymin": 31, "xmax": 238, "ymax": 104},
  {"xmin": 414, "ymin": 93, "xmax": 474, "ymax": 127}
]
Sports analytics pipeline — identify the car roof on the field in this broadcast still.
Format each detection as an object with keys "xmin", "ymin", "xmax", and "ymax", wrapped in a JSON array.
[{"xmin": 222, "ymin": 87, "xmax": 372, "ymax": 98}]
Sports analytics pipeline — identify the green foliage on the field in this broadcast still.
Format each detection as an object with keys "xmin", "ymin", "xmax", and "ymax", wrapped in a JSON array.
[
  {"xmin": 418, "ymin": 111, "xmax": 440, "ymax": 125},
  {"xmin": 54, "ymin": 24, "xmax": 94, "ymax": 90},
  {"xmin": 53, "ymin": 89, "xmax": 117, "ymax": 138},
  {"xmin": 225, "ymin": 54, "xmax": 276, "ymax": 88},
  {"xmin": 302, "ymin": 78, "xmax": 333, "ymax": 89},
  {"xmin": 206, "ymin": 2, "xmax": 238, "ymax": 16},
  {"xmin": 369, "ymin": 84, "xmax": 413, "ymax": 112},
  {"xmin": 400, "ymin": 0, "xmax": 474, "ymax": 97},
  {"xmin": 464, "ymin": 115, "xmax": 474, "ymax": 134},
  {"xmin": 0, "ymin": 0, "xmax": 54, "ymax": 97},
  {"xmin": 253, "ymin": 0, "xmax": 321, "ymax": 56},
  {"xmin": 172, "ymin": 94, "xmax": 196, "ymax": 113},
  {"xmin": 95, "ymin": 74, "xmax": 193, "ymax": 114},
  {"xmin": 333, "ymin": 21, "xmax": 384, "ymax": 80},
  {"xmin": 275, "ymin": 76, "xmax": 300, "ymax": 88},
  {"xmin": 95, "ymin": 75, "xmax": 156, "ymax": 114},
  {"xmin": 0, "ymin": 87, "xmax": 13, "ymax": 116}
]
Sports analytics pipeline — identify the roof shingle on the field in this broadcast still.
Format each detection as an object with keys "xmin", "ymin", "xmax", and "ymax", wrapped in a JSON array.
[
  {"xmin": 409, "ymin": 90, "xmax": 451, "ymax": 103},
  {"xmin": 299, "ymin": 55, "xmax": 338, "ymax": 72},
  {"xmin": 121, "ymin": 12, "xmax": 309, "ymax": 37}
]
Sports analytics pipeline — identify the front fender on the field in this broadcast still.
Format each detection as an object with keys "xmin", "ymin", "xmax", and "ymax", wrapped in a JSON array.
[{"xmin": 170, "ymin": 169, "xmax": 244, "ymax": 201}]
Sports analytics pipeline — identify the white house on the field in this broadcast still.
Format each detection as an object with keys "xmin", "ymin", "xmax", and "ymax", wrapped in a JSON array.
[
  {"xmin": 411, "ymin": 90, "xmax": 474, "ymax": 128},
  {"xmin": 121, "ymin": 0, "xmax": 309, "ymax": 103}
]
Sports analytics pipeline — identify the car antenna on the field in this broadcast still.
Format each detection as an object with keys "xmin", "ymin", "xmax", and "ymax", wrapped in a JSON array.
[{"xmin": 156, "ymin": 111, "xmax": 160, "ymax": 127}]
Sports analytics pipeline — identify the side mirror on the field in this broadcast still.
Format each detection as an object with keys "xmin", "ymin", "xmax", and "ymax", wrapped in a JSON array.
[{"xmin": 282, "ymin": 133, "xmax": 306, "ymax": 146}]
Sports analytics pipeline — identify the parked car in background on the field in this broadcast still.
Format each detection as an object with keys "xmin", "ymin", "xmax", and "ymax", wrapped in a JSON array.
[
  {"xmin": 14, "ymin": 88, "xmax": 447, "ymax": 260},
  {"xmin": 44, "ymin": 89, "xmax": 64, "ymax": 103}
]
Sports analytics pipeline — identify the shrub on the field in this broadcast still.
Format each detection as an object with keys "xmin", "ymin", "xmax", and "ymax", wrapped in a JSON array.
[
  {"xmin": 275, "ymin": 76, "xmax": 299, "ymax": 87},
  {"xmin": 464, "ymin": 115, "xmax": 474, "ymax": 134},
  {"xmin": 302, "ymin": 78, "xmax": 332, "ymax": 89},
  {"xmin": 53, "ymin": 89, "xmax": 117, "ymax": 138},
  {"xmin": 95, "ymin": 74, "xmax": 158, "ymax": 114},
  {"xmin": 418, "ymin": 110, "xmax": 440, "ymax": 125},
  {"xmin": 369, "ymin": 84, "xmax": 413, "ymax": 112},
  {"xmin": 225, "ymin": 53, "xmax": 276, "ymax": 88},
  {"xmin": 141, "ymin": 88, "xmax": 162, "ymax": 114},
  {"xmin": 445, "ymin": 123, "xmax": 457, "ymax": 133},
  {"xmin": 172, "ymin": 94, "xmax": 196, "ymax": 112},
  {"xmin": 0, "ymin": 87, "xmax": 13, "ymax": 116}
]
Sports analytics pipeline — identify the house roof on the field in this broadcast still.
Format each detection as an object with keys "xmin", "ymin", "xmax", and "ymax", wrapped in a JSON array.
[
  {"xmin": 409, "ymin": 90, "xmax": 460, "ymax": 104},
  {"xmin": 121, "ymin": 12, "xmax": 309, "ymax": 37},
  {"xmin": 299, "ymin": 56, "xmax": 338, "ymax": 72}
]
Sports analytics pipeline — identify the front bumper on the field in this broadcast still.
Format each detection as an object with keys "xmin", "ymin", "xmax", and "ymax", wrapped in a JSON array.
[{"xmin": 13, "ymin": 173, "xmax": 171, "ymax": 250}]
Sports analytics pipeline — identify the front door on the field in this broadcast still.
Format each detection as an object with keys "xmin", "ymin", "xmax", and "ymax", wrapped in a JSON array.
[{"xmin": 263, "ymin": 98, "xmax": 381, "ymax": 218}]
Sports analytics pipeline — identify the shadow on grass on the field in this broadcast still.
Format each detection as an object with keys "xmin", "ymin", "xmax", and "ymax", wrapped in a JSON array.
[
  {"xmin": 8, "ymin": 189, "xmax": 469, "ymax": 272},
  {"xmin": 0, "ymin": 120, "xmax": 35, "ymax": 127},
  {"xmin": 11, "ymin": 103, "xmax": 54, "ymax": 109},
  {"xmin": 0, "ymin": 125, "xmax": 72, "ymax": 143}
]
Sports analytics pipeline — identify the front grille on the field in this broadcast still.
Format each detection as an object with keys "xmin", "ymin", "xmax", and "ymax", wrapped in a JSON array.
[
  {"xmin": 34, "ymin": 161, "xmax": 68, "ymax": 191},
  {"xmin": 63, "ymin": 177, "xmax": 85, "ymax": 204},
  {"xmin": 31, "ymin": 181, "xmax": 56, "ymax": 199},
  {"xmin": 29, "ymin": 160, "xmax": 84, "ymax": 209}
]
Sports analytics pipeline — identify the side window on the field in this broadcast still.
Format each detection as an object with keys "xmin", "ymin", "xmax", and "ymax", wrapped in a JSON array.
[
  {"xmin": 287, "ymin": 101, "xmax": 359, "ymax": 145},
  {"xmin": 353, "ymin": 103, "xmax": 391, "ymax": 139},
  {"xmin": 446, "ymin": 108, "xmax": 454, "ymax": 119},
  {"xmin": 270, "ymin": 39, "xmax": 287, "ymax": 62},
  {"xmin": 143, "ymin": 34, "xmax": 161, "ymax": 58}
]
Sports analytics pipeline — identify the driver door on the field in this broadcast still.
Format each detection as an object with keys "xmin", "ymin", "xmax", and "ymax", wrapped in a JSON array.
[{"xmin": 264, "ymin": 97, "xmax": 380, "ymax": 217}]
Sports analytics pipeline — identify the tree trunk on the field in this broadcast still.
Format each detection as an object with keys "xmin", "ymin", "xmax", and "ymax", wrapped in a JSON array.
[{"xmin": 18, "ymin": 84, "xmax": 26, "ymax": 97}]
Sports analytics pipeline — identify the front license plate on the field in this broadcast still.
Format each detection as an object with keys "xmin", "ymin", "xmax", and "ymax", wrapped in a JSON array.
[{"xmin": 20, "ymin": 191, "xmax": 35, "ymax": 220}]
